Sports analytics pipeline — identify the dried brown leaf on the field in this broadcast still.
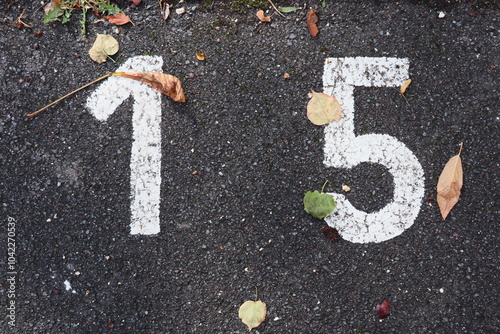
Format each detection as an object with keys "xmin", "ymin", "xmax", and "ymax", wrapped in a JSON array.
[
  {"xmin": 437, "ymin": 144, "xmax": 463, "ymax": 219},
  {"xmin": 112, "ymin": 71, "xmax": 186, "ymax": 102},
  {"xmin": 306, "ymin": 9, "xmax": 319, "ymax": 37},
  {"xmin": 159, "ymin": 0, "xmax": 170, "ymax": 20},
  {"xmin": 400, "ymin": 79, "xmax": 411, "ymax": 94},
  {"xmin": 256, "ymin": 10, "xmax": 271, "ymax": 22},
  {"xmin": 104, "ymin": 13, "xmax": 132, "ymax": 26}
]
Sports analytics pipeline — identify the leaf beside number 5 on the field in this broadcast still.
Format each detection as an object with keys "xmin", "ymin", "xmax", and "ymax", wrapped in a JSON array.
[{"xmin": 437, "ymin": 143, "xmax": 464, "ymax": 219}]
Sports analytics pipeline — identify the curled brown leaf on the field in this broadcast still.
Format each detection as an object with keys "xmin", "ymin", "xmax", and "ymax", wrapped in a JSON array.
[
  {"xmin": 256, "ymin": 10, "xmax": 271, "ymax": 22},
  {"xmin": 307, "ymin": 9, "xmax": 319, "ymax": 37},
  {"xmin": 112, "ymin": 71, "xmax": 186, "ymax": 102},
  {"xmin": 104, "ymin": 13, "xmax": 132, "ymax": 26}
]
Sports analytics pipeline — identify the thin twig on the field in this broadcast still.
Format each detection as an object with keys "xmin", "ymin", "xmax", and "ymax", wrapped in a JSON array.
[
  {"xmin": 27, "ymin": 72, "xmax": 113, "ymax": 118},
  {"xmin": 268, "ymin": 0, "xmax": 285, "ymax": 17}
]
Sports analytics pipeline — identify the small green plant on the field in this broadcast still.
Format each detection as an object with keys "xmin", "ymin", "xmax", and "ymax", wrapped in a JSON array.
[{"xmin": 43, "ymin": 0, "xmax": 123, "ymax": 39}]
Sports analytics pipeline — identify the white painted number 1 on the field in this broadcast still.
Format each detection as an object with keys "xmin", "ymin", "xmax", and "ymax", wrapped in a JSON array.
[
  {"xmin": 322, "ymin": 57, "xmax": 424, "ymax": 243},
  {"xmin": 86, "ymin": 56, "xmax": 163, "ymax": 235}
]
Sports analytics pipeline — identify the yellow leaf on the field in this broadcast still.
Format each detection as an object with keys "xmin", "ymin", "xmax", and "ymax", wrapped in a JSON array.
[
  {"xmin": 306, "ymin": 90, "xmax": 342, "ymax": 125},
  {"xmin": 112, "ymin": 71, "xmax": 186, "ymax": 102},
  {"xmin": 256, "ymin": 10, "xmax": 271, "ymax": 22},
  {"xmin": 437, "ymin": 143, "xmax": 463, "ymax": 219},
  {"xmin": 400, "ymin": 79, "xmax": 411, "ymax": 94},
  {"xmin": 196, "ymin": 53, "xmax": 205, "ymax": 61},
  {"xmin": 238, "ymin": 300, "xmax": 266, "ymax": 331},
  {"xmin": 342, "ymin": 185, "xmax": 351, "ymax": 192},
  {"xmin": 89, "ymin": 34, "xmax": 119, "ymax": 64}
]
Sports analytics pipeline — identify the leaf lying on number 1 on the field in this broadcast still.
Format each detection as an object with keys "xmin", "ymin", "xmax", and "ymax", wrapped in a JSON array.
[
  {"xmin": 27, "ymin": 71, "xmax": 185, "ymax": 118},
  {"xmin": 112, "ymin": 71, "xmax": 186, "ymax": 102},
  {"xmin": 437, "ymin": 143, "xmax": 463, "ymax": 219}
]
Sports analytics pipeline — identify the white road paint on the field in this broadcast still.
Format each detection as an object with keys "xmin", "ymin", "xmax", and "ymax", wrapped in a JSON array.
[
  {"xmin": 322, "ymin": 57, "xmax": 425, "ymax": 243},
  {"xmin": 86, "ymin": 56, "xmax": 163, "ymax": 235}
]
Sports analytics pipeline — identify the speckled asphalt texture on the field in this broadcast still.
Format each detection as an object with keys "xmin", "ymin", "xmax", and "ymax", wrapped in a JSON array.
[{"xmin": 1, "ymin": 0, "xmax": 499, "ymax": 333}]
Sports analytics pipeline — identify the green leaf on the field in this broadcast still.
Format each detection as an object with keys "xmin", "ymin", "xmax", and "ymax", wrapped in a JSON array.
[
  {"xmin": 43, "ymin": 7, "xmax": 64, "ymax": 24},
  {"xmin": 238, "ymin": 300, "xmax": 266, "ymax": 331},
  {"xmin": 98, "ymin": 3, "xmax": 124, "ymax": 16},
  {"xmin": 304, "ymin": 190, "xmax": 336, "ymax": 219},
  {"xmin": 61, "ymin": 9, "xmax": 72, "ymax": 24},
  {"xmin": 278, "ymin": 6, "xmax": 301, "ymax": 13}
]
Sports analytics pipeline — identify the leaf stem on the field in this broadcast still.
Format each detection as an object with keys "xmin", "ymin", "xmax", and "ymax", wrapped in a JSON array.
[
  {"xmin": 321, "ymin": 180, "xmax": 329, "ymax": 193},
  {"xmin": 27, "ymin": 72, "xmax": 113, "ymax": 118},
  {"xmin": 458, "ymin": 142, "xmax": 463, "ymax": 156}
]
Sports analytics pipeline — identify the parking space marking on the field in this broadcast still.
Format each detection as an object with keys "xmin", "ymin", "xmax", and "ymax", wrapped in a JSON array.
[
  {"xmin": 322, "ymin": 57, "xmax": 425, "ymax": 243},
  {"xmin": 86, "ymin": 56, "xmax": 163, "ymax": 235}
]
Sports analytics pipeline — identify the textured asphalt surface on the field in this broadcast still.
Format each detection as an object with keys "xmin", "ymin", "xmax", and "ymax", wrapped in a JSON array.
[{"xmin": 1, "ymin": 0, "xmax": 499, "ymax": 333}]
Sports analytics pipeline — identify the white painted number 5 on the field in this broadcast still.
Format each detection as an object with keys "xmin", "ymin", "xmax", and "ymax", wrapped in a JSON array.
[{"xmin": 322, "ymin": 57, "xmax": 424, "ymax": 243}]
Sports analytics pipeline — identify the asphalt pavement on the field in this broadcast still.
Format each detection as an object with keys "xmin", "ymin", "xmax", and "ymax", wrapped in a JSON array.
[{"xmin": 1, "ymin": 0, "xmax": 499, "ymax": 333}]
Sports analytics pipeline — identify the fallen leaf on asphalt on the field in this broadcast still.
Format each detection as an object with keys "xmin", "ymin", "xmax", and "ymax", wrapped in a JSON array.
[
  {"xmin": 112, "ymin": 71, "xmax": 186, "ymax": 102},
  {"xmin": 342, "ymin": 185, "xmax": 351, "ymax": 192},
  {"xmin": 130, "ymin": 0, "xmax": 142, "ymax": 5},
  {"xmin": 104, "ymin": 13, "xmax": 132, "ymax": 25},
  {"xmin": 159, "ymin": 0, "xmax": 170, "ymax": 20},
  {"xmin": 306, "ymin": 9, "xmax": 319, "ymax": 37},
  {"xmin": 304, "ymin": 190, "xmax": 336, "ymax": 219},
  {"xmin": 307, "ymin": 90, "xmax": 342, "ymax": 125},
  {"xmin": 89, "ymin": 34, "xmax": 119, "ymax": 63},
  {"xmin": 400, "ymin": 79, "xmax": 411, "ymax": 94},
  {"xmin": 377, "ymin": 300, "xmax": 390, "ymax": 319},
  {"xmin": 279, "ymin": 6, "xmax": 301, "ymax": 13},
  {"xmin": 239, "ymin": 300, "xmax": 266, "ymax": 331},
  {"xmin": 322, "ymin": 226, "xmax": 339, "ymax": 242},
  {"xmin": 256, "ymin": 10, "xmax": 271, "ymax": 22},
  {"xmin": 196, "ymin": 52, "xmax": 205, "ymax": 61},
  {"xmin": 283, "ymin": 73, "xmax": 290, "ymax": 79},
  {"xmin": 437, "ymin": 143, "xmax": 463, "ymax": 219}
]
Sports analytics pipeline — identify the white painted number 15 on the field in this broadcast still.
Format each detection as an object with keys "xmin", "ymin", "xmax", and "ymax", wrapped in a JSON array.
[{"xmin": 85, "ymin": 56, "xmax": 424, "ymax": 243}]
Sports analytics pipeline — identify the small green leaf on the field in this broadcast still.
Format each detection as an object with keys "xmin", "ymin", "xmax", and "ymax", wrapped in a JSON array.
[
  {"xmin": 43, "ymin": 7, "xmax": 64, "ymax": 24},
  {"xmin": 98, "ymin": 3, "xmax": 124, "ymax": 16},
  {"xmin": 279, "ymin": 6, "xmax": 301, "ymax": 13},
  {"xmin": 304, "ymin": 190, "xmax": 336, "ymax": 219}
]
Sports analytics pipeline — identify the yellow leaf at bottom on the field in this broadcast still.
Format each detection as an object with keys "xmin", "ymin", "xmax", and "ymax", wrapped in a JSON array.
[{"xmin": 238, "ymin": 300, "xmax": 266, "ymax": 331}]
